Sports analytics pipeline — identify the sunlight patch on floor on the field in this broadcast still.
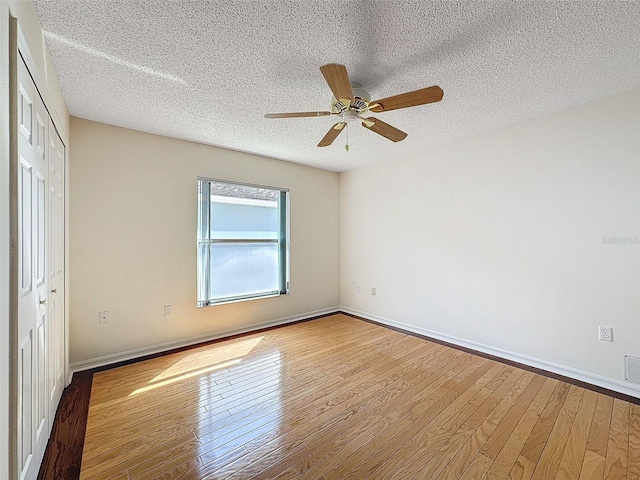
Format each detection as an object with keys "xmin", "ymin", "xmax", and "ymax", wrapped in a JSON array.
[{"xmin": 128, "ymin": 336, "xmax": 264, "ymax": 396}]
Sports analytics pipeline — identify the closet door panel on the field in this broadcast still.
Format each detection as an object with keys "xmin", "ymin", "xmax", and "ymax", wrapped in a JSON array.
[
  {"xmin": 17, "ymin": 57, "xmax": 37, "ymax": 480},
  {"xmin": 48, "ymin": 121, "xmax": 65, "ymax": 419},
  {"xmin": 16, "ymin": 54, "xmax": 55, "ymax": 480}
]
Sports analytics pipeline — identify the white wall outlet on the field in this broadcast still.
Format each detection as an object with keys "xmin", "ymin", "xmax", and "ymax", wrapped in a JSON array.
[
  {"xmin": 598, "ymin": 326, "xmax": 612, "ymax": 342},
  {"xmin": 356, "ymin": 285, "xmax": 360, "ymax": 294},
  {"xmin": 98, "ymin": 311, "xmax": 108, "ymax": 324},
  {"xmin": 371, "ymin": 287, "xmax": 377, "ymax": 296},
  {"xmin": 164, "ymin": 305, "xmax": 172, "ymax": 316}
]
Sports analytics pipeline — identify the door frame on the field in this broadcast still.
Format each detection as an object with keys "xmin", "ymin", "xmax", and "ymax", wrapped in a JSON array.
[{"xmin": 7, "ymin": 12, "xmax": 19, "ymax": 480}]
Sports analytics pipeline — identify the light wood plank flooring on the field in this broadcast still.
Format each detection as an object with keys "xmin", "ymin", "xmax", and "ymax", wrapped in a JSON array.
[{"xmin": 79, "ymin": 314, "xmax": 640, "ymax": 479}]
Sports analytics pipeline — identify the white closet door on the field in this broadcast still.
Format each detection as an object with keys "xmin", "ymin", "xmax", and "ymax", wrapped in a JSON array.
[
  {"xmin": 17, "ymin": 55, "xmax": 54, "ymax": 480},
  {"xmin": 32, "ymin": 72, "xmax": 50, "ymax": 465},
  {"xmin": 48, "ymin": 117, "xmax": 65, "ymax": 423}
]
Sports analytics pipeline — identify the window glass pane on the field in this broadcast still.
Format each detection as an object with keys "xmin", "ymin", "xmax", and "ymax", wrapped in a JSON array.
[
  {"xmin": 210, "ymin": 201, "xmax": 278, "ymax": 240},
  {"xmin": 209, "ymin": 242, "xmax": 279, "ymax": 299}
]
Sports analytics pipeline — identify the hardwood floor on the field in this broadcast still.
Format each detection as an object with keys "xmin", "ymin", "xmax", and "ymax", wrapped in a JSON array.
[
  {"xmin": 50, "ymin": 314, "xmax": 640, "ymax": 479},
  {"xmin": 37, "ymin": 371, "xmax": 93, "ymax": 479}
]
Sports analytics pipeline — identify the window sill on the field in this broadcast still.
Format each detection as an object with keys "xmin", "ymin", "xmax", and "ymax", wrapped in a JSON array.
[{"xmin": 197, "ymin": 291, "xmax": 288, "ymax": 308}]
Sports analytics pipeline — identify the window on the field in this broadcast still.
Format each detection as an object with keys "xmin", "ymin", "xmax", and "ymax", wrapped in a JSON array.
[{"xmin": 197, "ymin": 178, "xmax": 290, "ymax": 306}]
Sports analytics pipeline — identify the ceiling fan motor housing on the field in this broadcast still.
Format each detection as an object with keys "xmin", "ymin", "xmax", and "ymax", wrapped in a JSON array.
[{"xmin": 331, "ymin": 82, "xmax": 371, "ymax": 113}]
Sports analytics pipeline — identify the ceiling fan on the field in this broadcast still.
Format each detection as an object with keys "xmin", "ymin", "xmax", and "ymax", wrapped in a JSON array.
[{"xmin": 264, "ymin": 64, "xmax": 443, "ymax": 147}]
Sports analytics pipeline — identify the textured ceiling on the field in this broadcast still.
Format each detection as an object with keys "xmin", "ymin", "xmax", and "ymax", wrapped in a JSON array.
[{"xmin": 34, "ymin": 1, "xmax": 640, "ymax": 172}]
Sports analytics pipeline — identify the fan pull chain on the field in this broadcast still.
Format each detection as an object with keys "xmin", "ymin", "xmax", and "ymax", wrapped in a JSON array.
[{"xmin": 345, "ymin": 123, "xmax": 349, "ymax": 152}]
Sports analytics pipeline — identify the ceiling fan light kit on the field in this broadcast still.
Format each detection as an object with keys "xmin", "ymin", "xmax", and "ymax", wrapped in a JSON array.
[{"xmin": 265, "ymin": 63, "xmax": 444, "ymax": 148}]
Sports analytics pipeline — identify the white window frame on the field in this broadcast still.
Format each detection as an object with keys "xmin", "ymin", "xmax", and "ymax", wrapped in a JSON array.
[{"xmin": 197, "ymin": 178, "xmax": 290, "ymax": 307}]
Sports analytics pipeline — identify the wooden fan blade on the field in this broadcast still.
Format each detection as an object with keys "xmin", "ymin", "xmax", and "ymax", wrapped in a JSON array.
[
  {"xmin": 265, "ymin": 111, "xmax": 332, "ymax": 118},
  {"xmin": 361, "ymin": 117, "xmax": 407, "ymax": 142},
  {"xmin": 317, "ymin": 122, "xmax": 347, "ymax": 147},
  {"xmin": 320, "ymin": 64, "xmax": 354, "ymax": 106},
  {"xmin": 369, "ymin": 86, "xmax": 443, "ymax": 113}
]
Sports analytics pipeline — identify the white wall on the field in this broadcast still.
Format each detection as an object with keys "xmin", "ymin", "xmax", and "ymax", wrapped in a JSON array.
[
  {"xmin": 2, "ymin": 1, "xmax": 69, "ymax": 477},
  {"xmin": 341, "ymin": 88, "xmax": 640, "ymax": 397},
  {"xmin": 69, "ymin": 118, "xmax": 340, "ymax": 367}
]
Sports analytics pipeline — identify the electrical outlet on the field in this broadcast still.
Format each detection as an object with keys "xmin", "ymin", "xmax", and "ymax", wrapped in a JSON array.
[
  {"xmin": 164, "ymin": 305, "xmax": 172, "ymax": 316},
  {"xmin": 356, "ymin": 285, "xmax": 360, "ymax": 294},
  {"xmin": 371, "ymin": 287, "xmax": 377, "ymax": 296},
  {"xmin": 599, "ymin": 326, "xmax": 613, "ymax": 342},
  {"xmin": 98, "ymin": 311, "xmax": 108, "ymax": 324}
]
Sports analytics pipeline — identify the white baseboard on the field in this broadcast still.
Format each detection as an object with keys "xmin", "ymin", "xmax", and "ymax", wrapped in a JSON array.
[
  {"xmin": 69, "ymin": 307, "xmax": 340, "ymax": 374},
  {"xmin": 340, "ymin": 306, "xmax": 640, "ymax": 400}
]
